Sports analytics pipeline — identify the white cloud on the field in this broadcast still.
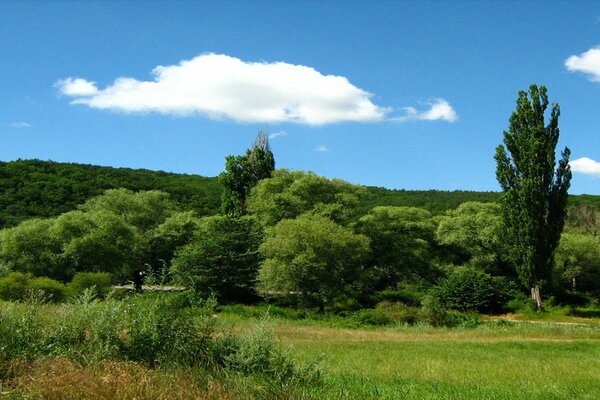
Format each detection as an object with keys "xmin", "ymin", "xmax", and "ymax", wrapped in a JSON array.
[
  {"xmin": 56, "ymin": 53, "xmax": 458, "ymax": 126},
  {"xmin": 394, "ymin": 99, "xmax": 458, "ymax": 122},
  {"xmin": 570, "ymin": 157, "xmax": 600, "ymax": 176},
  {"xmin": 8, "ymin": 121, "xmax": 32, "ymax": 128},
  {"xmin": 55, "ymin": 77, "xmax": 99, "ymax": 96},
  {"xmin": 315, "ymin": 145, "xmax": 331, "ymax": 152},
  {"xmin": 268, "ymin": 130, "xmax": 288, "ymax": 139},
  {"xmin": 565, "ymin": 47, "xmax": 600, "ymax": 81},
  {"xmin": 56, "ymin": 54, "xmax": 389, "ymax": 125}
]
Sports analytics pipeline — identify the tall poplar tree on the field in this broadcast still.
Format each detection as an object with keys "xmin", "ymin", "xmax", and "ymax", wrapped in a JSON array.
[
  {"xmin": 220, "ymin": 130, "xmax": 275, "ymax": 216},
  {"xmin": 495, "ymin": 84, "xmax": 571, "ymax": 310}
]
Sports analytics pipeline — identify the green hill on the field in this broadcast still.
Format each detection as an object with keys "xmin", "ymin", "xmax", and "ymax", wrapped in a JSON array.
[{"xmin": 0, "ymin": 159, "xmax": 222, "ymax": 227}]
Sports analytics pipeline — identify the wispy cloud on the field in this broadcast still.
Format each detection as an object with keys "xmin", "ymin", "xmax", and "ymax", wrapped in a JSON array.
[
  {"xmin": 8, "ymin": 121, "xmax": 32, "ymax": 128},
  {"xmin": 570, "ymin": 157, "xmax": 600, "ymax": 176},
  {"xmin": 393, "ymin": 99, "xmax": 458, "ymax": 122},
  {"xmin": 565, "ymin": 46, "xmax": 600, "ymax": 81},
  {"xmin": 56, "ymin": 53, "xmax": 458, "ymax": 126},
  {"xmin": 268, "ymin": 130, "xmax": 288, "ymax": 139},
  {"xmin": 315, "ymin": 145, "xmax": 331, "ymax": 152}
]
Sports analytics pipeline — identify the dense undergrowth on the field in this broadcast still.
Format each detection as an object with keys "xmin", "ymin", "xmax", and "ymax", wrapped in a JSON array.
[{"xmin": 0, "ymin": 291, "xmax": 322, "ymax": 399}]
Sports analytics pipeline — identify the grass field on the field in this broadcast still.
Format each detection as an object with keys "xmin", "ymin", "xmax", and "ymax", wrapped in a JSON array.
[{"xmin": 217, "ymin": 312, "xmax": 600, "ymax": 399}]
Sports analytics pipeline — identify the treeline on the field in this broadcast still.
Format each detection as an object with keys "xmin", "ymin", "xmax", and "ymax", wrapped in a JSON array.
[
  {"xmin": 1, "ymin": 159, "xmax": 599, "ymax": 229},
  {"xmin": 1, "ymin": 168, "xmax": 599, "ymax": 315}
]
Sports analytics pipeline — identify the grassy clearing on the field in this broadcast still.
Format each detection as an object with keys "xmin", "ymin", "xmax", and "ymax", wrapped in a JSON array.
[
  {"xmin": 274, "ymin": 322, "xmax": 600, "ymax": 399},
  {"xmin": 216, "ymin": 306, "xmax": 600, "ymax": 399}
]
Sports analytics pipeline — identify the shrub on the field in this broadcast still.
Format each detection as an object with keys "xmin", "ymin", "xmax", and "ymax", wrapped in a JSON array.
[
  {"xmin": 374, "ymin": 288, "xmax": 424, "ymax": 306},
  {"xmin": 68, "ymin": 272, "xmax": 114, "ymax": 298},
  {"xmin": 0, "ymin": 272, "xmax": 32, "ymax": 301},
  {"xmin": 0, "ymin": 273, "xmax": 68, "ymax": 303},
  {"xmin": 421, "ymin": 294, "xmax": 481, "ymax": 328},
  {"xmin": 375, "ymin": 301, "xmax": 422, "ymax": 325},
  {"xmin": 28, "ymin": 277, "xmax": 67, "ymax": 302},
  {"xmin": 430, "ymin": 267, "xmax": 514, "ymax": 314},
  {"xmin": 350, "ymin": 309, "xmax": 393, "ymax": 326}
]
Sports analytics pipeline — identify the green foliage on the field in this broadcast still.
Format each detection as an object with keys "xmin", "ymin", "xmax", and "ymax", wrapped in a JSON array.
[
  {"xmin": 247, "ymin": 169, "xmax": 367, "ymax": 227},
  {"xmin": 257, "ymin": 215, "xmax": 370, "ymax": 308},
  {"xmin": 554, "ymin": 233, "xmax": 600, "ymax": 296},
  {"xmin": 420, "ymin": 294, "xmax": 482, "ymax": 327},
  {"xmin": 0, "ymin": 159, "xmax": 221, "ymax": 228},
  {"xmin": 149, "ymin": 211, "xmax": 201, "ymax": 272},
  {"xmin": 28, "ymin": 277, "xmax": 68, "ymax": 302},
  {"xmin": 357, "ymin": 206, "xmax": 436, "ymax": 287},
  {"xmin": 0, "ymin": 218, "xmax": 65, "ymax": 279},
  {"xmin": 349, "ymin": 309, "xmax": 393, "ymax": 326},
  {"xmin": 429, "ymin": 267, "xmax": 514, "ymax": 314},
  {"xmin": 0, "ymin": 272, "xmax": 66, "ymax": 302},
  {"xmin": 0, "ymin": 189, "xmax": 187, "ymax": 281},
  {"xmin": 360, "ymin": 187, "xmax": 501, "ymax": 215},
  {"xmin": 375, "ymin": 301, "xmax": 422, "ymax": 325},
  {"xmin": 0, "ymin": 294, "xmax": 318, "ymax": 387},
  {"xmin": 495, "ymin": 85, "xmax": 571, "ymax": 296},
  {"xmin": 171, "ymin": 215, "xmax": 263, "ymax": 303},
  {"xmin": 373, "ymin": 288, "xmax": 424, "ymax": 307},
  {"xmin": 68, "ymin": 272, "xmax": 114, "ymax": 298},
  {"xmin": 436, "ymin": 202, "xmax": 510, "ymax": 275},
  {"xmin": 220, "ymin": 131, "xmax": 275, "ymax": 216}
]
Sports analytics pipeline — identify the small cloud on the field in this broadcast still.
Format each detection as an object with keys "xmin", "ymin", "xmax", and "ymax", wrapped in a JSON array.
[
  {"xmin": 269, "ymin": 130, "xmax": 288, "ymax": 139},
  {"xmin": 314, "ymin": 145, "xmax": 331, "ymax": 152},
  {"xmin": 393, "ymin": 99, "xmax": 458, "ymax": 122},
  {"xmin": 565, "ymin": 47, "xmax": 600, "ymax": 82},
  {"xmin": 570, "ymin": 157, "xmax": 600, "ymax": 176},
  {"xmin": 8, "ymin": 121, "xmax": 32, "ymax": 128},
  {"xmin": 55, "ymin": 77, "xmax": 99, "ymax": 96}
]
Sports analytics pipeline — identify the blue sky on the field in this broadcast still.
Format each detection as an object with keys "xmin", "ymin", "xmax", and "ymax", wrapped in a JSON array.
[{"xmin": 2, "ymin": 1, "xmax": 600, "ymax": 194}]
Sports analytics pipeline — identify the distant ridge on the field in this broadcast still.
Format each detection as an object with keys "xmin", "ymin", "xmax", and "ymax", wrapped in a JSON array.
[
  {"xmin": 0, "ymin": 159, "xmax": 597, "ymax": 228},
  {"xmin": 0, "ymin": 159, "xmax": 222, "ymax": 227}
]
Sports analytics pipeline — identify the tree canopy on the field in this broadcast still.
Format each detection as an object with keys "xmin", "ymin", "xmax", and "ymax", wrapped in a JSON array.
[{"xmin": 220, "ymin": 130, "xmax": 275, "ymax": 216}]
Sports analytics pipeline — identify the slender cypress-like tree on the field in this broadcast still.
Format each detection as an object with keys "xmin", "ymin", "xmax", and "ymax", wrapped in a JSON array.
[
  {"xmin": 220, "ymin": 129, "xmax": 275, "ymax": 216},
  {"xmin": 495, "ymin": 85, "xmax": 571, "ymax": 310}
]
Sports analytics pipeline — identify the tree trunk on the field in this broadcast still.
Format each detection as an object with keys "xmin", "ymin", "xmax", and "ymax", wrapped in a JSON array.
[{"xmin": 531, "ymin": 285, "xmax": 544, "ymax": 311}]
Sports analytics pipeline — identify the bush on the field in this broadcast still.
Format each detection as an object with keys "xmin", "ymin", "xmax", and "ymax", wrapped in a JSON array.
[
  {"xmin": 374, "ymin": 288, "xmax": 424, "ymax": 306},
  {"xmin": 349, "ymin": 309, "xmax": 393, "ymax": 326},
  {"xmin": 0, "ymin": 272, "xmax": 66, "ymax": 303},
  {"xmin": 68, "ymin": 272, "xmax": 114, "ymax": 298},
  {"xmin": 375, "ymin": 301, "xmax": 422, "ymax": 325},
  {"xmin": 430, "ymin": 267, "xmax": 514, "ymax": 314},
  {"xmin": 28, "ymin": 277, "xmax": 67, "ymax": 302},
  {"xmin": 421, "ymin": 294, "xmax": 481, "ymax": 328},
  {"xmin": 0, "ymin": 272, "xmax": 32, "ymax": 301}
]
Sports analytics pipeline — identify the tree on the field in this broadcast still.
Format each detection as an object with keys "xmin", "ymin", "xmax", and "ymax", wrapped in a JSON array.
[
  {"xmin": 436, "ymin": 202, "xmax": 511, "ymax": 276},
  {"xmin": 220, "ymin": 130, "xmax": 275, "ymax": 216},
  {"xmin": 554, "ymin": 233, "xmax": 600, "ymax": 296},
  {"xmin": 170, "ymin": 215, "xmax": 263, "ymax": 303},
  {"xmin": 494, "ymin": 84, "xmax": 571, "ymax": 310},
  {"xmin": 356, "ymin": 206, "xmax": 436, "ymax": 287},
  {"xmin": 257, "ymin": 215, "xmax": 370, "ymax": 309},
  {"xmin": 247, "ymin": 169, "xmax": 366, "ymax": 227}
]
